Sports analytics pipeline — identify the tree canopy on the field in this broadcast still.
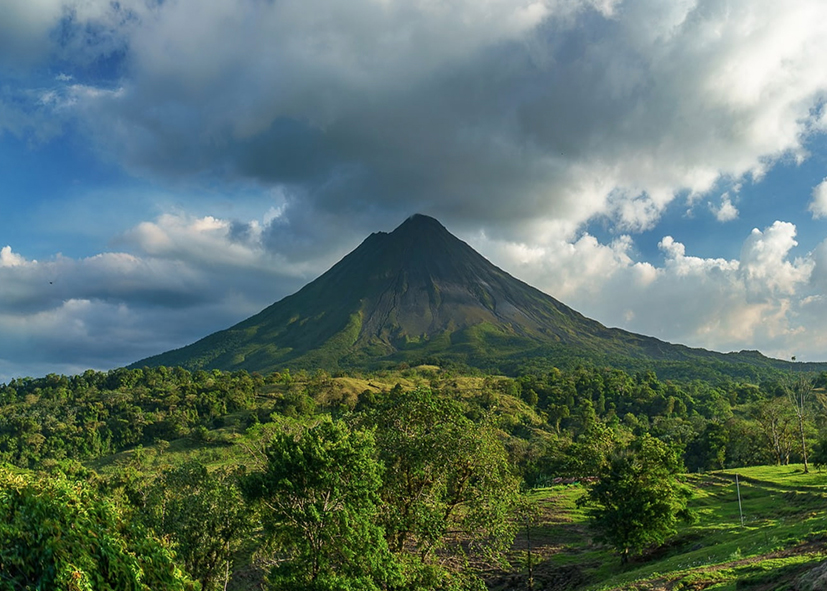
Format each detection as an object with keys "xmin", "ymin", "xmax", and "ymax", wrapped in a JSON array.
[
  {"xmin": 244, "ymin": 419, "xmax": 399, "ymax": 591},
  {"xmin": 364, "ymin": 388, "xmax": 520, "ymax": 562},
  {"xmin": 0, "ymin": 464, "xmax": 195, "ymax": 591},
  {"xmin": 137, "ymin": 461, "xmax": 250, "ymax": 591},
  {"xmin": 578, "ymin": 434, "xmax": 694, "ymax": 563}
]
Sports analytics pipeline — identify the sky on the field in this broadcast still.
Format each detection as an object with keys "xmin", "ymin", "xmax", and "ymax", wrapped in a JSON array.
[{"xmin": 3, "ymin": 0, "xmax": 827, "ymax": 381}]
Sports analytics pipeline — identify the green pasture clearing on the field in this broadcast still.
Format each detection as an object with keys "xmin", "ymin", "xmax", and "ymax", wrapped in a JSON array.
[{"xmin": 500, "ymin": 465, "xmax": 827, "ymax": 591}]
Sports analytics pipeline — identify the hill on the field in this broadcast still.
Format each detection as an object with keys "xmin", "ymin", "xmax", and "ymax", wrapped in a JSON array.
[
  {"xmin": 497, "ymin": 466, "xmax": 827, "ymax": 591},
  {"xmin": 133, "ymin": 214, "xmax": 824, "ymax": 379}
]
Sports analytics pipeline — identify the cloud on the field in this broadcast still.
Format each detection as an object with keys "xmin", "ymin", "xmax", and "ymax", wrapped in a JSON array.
[
  {"xmin": 118, "ymin": 206, "xmax": 368, "ymax": 268},
  {"xmin": 710, "ymin": 193, "xmax": 739, "ymax": 222},
  {"xmin": 10, "ymin": 0, "xmax": 817, "ymax": 241},
  {"xmin": 740, "ymin": 221, "xmax": 813, "ymax": 298},
  {"xmin": 0, "ymin": 210, "xmax": 338, "ymax": 379},
  {"xmin": 0, "ymin": 247, "xmax": 219, "ymax": 380},
  {"xmin": 0, "ymin": 297, "xmax": 242, "ymax": 381},
  {"xmin": 0, "ymin": 246, "xmax": 26, "ymax": 267},
  {"xmin": 0, "ymin": 247, "xmax": 206, "ymax": 314},
  {"xmin": 475, "ymin": 220, "xmax": 824, "ymax": 360},
  {"xmin": 0, "ymin": 0, "xmax": 65, "ymax": 67},
  {"xmin": 809, "ymin": 178, "xmax": 827, "ymax": 218}
]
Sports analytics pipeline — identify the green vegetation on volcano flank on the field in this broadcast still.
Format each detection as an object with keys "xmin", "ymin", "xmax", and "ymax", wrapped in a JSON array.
[{"xmin": 133, "ymin": 215, "xmax": 824, "ymax": 380}]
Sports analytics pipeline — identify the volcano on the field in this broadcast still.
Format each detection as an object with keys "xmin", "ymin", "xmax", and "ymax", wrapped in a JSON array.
[{"xmin": 134, "ymin": 214, "xmax": 798, "ymax": 376}]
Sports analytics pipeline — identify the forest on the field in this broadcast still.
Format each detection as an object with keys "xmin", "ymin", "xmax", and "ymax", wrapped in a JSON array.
[{"xmin": 2, "ymin": 363, "xmax": 827, "ymax": 590}]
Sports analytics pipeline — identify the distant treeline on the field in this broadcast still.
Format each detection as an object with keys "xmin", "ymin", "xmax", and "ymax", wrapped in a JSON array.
[
  {"xmin": 0, "ymin": 367, "xmax": 262, "ymax": 467},
  {"xmin": 2, "ymin": 364, "xmax": 827, "ymax": 476}
]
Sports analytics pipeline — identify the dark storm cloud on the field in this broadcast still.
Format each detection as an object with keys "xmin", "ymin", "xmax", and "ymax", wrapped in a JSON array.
[{"xmin": 56, "ymin": 0, "xmax": 824, "ymax": 246}]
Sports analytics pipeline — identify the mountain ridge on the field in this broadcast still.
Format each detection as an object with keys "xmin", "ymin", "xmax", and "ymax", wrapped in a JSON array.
[{"xmin": 133, "ymin": 214, "xmax": 819, "ymax": 378}]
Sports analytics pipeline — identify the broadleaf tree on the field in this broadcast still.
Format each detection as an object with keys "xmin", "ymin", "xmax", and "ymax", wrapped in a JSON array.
[
  {"xmin": 140, "ymin": 461, "xmax": 251, "ymax": 591},
  {"xmin": 362, "ymin": 388, "xmax": 520, "ymax": 583},
  {"xmin": 0, "ymin": 464, "xmax": 196, "ymax": 591},
  {"xmin": 578, "ymin": 434, "xmax": 694, "ymax": 564},
  {"xmin": 244, "ymin": 419, "xmax": 399, "ymax": 591}
]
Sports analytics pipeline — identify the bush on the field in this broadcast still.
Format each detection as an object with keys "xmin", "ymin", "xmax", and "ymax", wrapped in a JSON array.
[{"xmin": 0, "ymin": 464, "xmax": 196, "ymax": 590}]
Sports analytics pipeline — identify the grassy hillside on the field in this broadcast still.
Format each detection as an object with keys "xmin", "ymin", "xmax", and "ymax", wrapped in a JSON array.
[{"xmin": 495, "ymin": 465, "xmax": 827, "ymax": 591}]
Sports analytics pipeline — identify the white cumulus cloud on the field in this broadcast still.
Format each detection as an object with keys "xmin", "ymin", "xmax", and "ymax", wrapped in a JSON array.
[
  {"xmin": 809, "ymin": 178, "xmax": 827, "ymax": 219},
  {"xmin": 711, "ymin": 193, "xmax": 739, "ymax": 222}
]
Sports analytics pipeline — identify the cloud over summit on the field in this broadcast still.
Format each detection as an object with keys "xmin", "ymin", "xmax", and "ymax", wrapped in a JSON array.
[{"xmin": 16, "ymin": 0, "xmax": 824, "ymax": 235}]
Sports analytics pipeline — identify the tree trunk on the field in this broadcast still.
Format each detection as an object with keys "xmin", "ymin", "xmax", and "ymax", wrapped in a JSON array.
[
  {"xmin": 798, "ymin": 414, "xmax": 809, "ymax": 474},
  {"xmin": 526, "ymin": 515, "xmax": 534, "ymax": 591}
]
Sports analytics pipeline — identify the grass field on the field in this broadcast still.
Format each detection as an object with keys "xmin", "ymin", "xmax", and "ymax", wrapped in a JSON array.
[{"xmin": 493, "ymin": 465, "xmax": 827, "ymax": 591}]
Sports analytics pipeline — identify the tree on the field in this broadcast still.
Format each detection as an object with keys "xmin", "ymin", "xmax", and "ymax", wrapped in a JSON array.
[
  {"xmin": 244, "ymin": 419, "xmax": 398, "ymax": 591},
  {"xmin": 515, "ymin": 496, "xmax": 542, "ymax": 591},
  {"xmin": 362, "ymin": 388, "xmax": 519, "ymax": 579},
  {"xmin": 578, "ymin": 434, "xmax": 694, "ymax": 564},
  {"xmin": 785, "ymin": 377, "xmax": 814, "ymax": 473},
  {"xmin": 685, "ymin": 421, "xmax": 729, "ymax": 471},
  {"xmin": 140, "ymin": 461, "xmax": 250, "ymax": 591},
  {"xmin": 751, "ymin": 397, "xmax": 796, "ymax": 466},
  {"xmin": 809, "ymin": 437, "xmax": 827, "ymax": 470},
  {"xmin": 0, "ymin": 465, "xmax": 195, "ymax": 590},
  {"xmin": 571, "ymin": 418, "xmax": 618, "ymax": 476}
]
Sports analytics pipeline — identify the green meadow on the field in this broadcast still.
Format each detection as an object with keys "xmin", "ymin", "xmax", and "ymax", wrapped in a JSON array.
[{"xmin": 496, "ymin": 465, "xmax": 827, "ymax": 591}]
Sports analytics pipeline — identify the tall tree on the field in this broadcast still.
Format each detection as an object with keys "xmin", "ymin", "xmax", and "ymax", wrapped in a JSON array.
[
  {"xmin": 786, "ymin": 378, "xmax": 814, "ymax": 473},
  {"xmin": 362, "ymin": 388, "xmax": 520, "ymax": 578},
  {"xmin": 140, "ymin": 461, "xmax": 250, "ymax": 591},
  {"xmin": 578, "ymin": 434, "xmax": 694, "ymax": 564},
  {"xmin": 244, "ymin": 419, "xmax": 398, "ymax": 591},
  {"xmin": 751, "ymin": 397, "xmax": 796, "ymax": 466}
]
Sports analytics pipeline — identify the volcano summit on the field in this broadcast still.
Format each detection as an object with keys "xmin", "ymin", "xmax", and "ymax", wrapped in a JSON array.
[{"xmin": 134, "ymin": 215, "xmax": 800, "ymax": 376}]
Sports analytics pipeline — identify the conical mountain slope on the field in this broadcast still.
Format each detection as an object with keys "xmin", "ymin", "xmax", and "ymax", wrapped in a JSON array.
[{"xmin": 134, "ymin": 214, "xmax": 791, "ymax": 375}]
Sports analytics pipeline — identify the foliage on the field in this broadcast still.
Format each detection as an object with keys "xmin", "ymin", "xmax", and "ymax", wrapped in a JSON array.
[
  {"xmin": 138, "ymin": 461, "xmax": 251, "ymax": 591},
  {"xmin": 5, "ymin": 362, "xmax": 827, "ymax": 590},
  {"xmin": 578, "ymin": 434, "xmax": 694, "ymax": 564},
  {"xmin": 685, "ymin": 421, "xmax": 729, "ymax": 471},
  {"xmin": 0, "ymin": 464, "xmax": 196, "ymax": 591},
  {"xmin": 0, "ymin": 367, "xmax": 260, "ymax": 468},
  {"xmin": 244, "ymin": 419, "xmax": 399, "ymax": 591},
  {"xmin": 809, "ymin": 437, "xmax": 827, "ymax": 469},
  {"xmin": 362, "ymin": 388, "xmax": 520, "ymax": 581},
  {"xmin": 750, "ymin": 396, "xmax": 797, "ymax": 465}
]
